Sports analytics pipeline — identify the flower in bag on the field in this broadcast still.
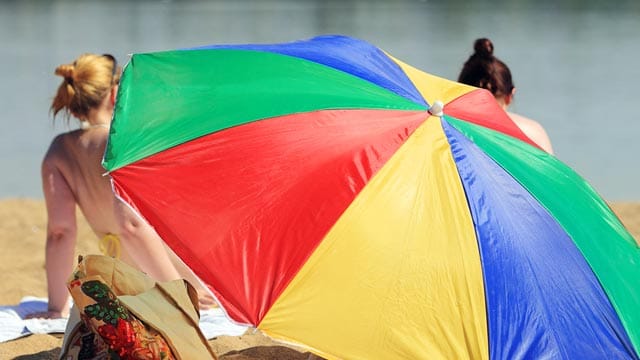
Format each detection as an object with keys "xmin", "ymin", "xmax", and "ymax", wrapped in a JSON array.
[{"xmin": 97, "ymin": 318, "xmax": 137, "ymax": 358}]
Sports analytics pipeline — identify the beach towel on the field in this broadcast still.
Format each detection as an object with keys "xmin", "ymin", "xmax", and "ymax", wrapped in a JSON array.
[
  {"xmin": 0, "ymin": 300, "xmax": 247, "ymax": 344},
  {"xmin": 59, "ymin": 254, "xmax": 218, "ymax": 359},
  {"xmin": 0, "ymin": 296, "xmax": 67, "ymax": 342}
]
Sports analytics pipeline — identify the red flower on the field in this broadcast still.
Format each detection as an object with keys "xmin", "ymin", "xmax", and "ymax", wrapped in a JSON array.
[
  {"xmin": 96, "ymin": 317, "xmax": 175, "ymax": 359},
  {"xmin": 97, "ymin": 318, "xmax": 137, "ymax": 358}
]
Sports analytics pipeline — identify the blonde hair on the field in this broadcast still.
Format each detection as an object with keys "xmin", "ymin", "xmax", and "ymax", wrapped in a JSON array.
[{"xmin": 51, "ymin": 53, "xmax": 121, "ymax": 120}]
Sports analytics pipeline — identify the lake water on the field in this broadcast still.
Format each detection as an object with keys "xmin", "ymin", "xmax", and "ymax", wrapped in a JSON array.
[{"xmin": 1, "ymin": 0, "xmax": 639, "ymax": 200}]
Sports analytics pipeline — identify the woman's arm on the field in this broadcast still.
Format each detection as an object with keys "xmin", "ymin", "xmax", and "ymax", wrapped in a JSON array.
[
  {"xmin": 114, "ymin": 198, "xmax": 182, "ymax": 282},
  {"xmin": 115, "ymin": 197, "xmax": 216, "ymax": 308},
  {"xmin": 38, "ymin": 155, "xmax": 77, "ymax": 318}
]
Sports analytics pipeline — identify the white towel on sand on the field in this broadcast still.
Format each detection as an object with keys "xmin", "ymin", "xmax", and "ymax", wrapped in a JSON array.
[
  {"xmin": 0, "ymin": 296, "xmax": 248, "ymax": 343},
  {"xmin": 0, "ymin": 296, "xmax": 67, "ymax": 342},
  {"xmin": 199, "ymin": 307, "xmax": 249, "ymax": 339}
]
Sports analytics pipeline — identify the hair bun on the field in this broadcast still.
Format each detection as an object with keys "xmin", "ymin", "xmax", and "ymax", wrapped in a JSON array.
[
  {"xmin": 473, "ymin": 38, "xmax": 494, "ymax": 58},
  {"xmin": 55, "ymin": 64, "xmax": 75, "ymax": 83}
]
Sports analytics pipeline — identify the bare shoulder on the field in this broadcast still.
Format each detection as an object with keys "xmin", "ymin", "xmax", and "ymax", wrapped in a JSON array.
[
  {"xmin": 43, "ymin": 132, "xmax": 70, "ymax": 161},
  {"xmin": 507, "ymin": 112, "xmax": 554, "ymax": 154},
  {"xmin": 42, "ymin": 133, "xmax": 66, "ymax": 165},
  {"xmin": 42, "ymin": 130, "xmax": 86, "ymax": 169},
  {"xmin": 508, "ymin": 112, "xmax": 543, "ymax": 132}
]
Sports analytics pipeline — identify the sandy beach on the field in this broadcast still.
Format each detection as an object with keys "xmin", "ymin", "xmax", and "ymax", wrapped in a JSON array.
[
  {"xmin": 0, "ymin": 199, "xmax": 319, "ymax": 360},
  {"xmin": 1, "ymin": 198, "xmax": 638, "ymax": 359}
]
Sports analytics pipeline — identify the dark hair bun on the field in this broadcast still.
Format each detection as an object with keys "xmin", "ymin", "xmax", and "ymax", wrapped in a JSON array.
[{"xmin": 473, "ymin": 38, "xmax": 494, "ymax": 58}]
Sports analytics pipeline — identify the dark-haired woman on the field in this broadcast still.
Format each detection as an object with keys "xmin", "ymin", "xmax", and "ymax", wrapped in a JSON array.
[{"xmin": 458, "ymin": 38, "xmax": 554, "ymax": 154}]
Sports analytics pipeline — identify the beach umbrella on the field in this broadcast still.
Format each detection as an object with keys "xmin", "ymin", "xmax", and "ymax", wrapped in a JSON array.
[{"xmin": 103, "ymin": 35, "xmax": 640, "ymax": 359}]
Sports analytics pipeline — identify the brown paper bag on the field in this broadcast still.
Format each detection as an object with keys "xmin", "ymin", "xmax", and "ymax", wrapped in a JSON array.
[{"xmin": 59, "ymin": 255, "xmax": 217, "ymax": 360}]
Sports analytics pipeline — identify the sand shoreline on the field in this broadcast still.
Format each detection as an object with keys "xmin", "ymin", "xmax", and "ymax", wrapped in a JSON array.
[{"xmin": 1, "ymin": 198, "xmax": 638, "ymax": 359}]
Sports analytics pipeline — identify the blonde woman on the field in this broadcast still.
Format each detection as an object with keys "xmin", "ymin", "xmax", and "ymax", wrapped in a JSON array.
[{"xmin": 33, "ymin": 54, "xmax": 211, "ymax": 319}]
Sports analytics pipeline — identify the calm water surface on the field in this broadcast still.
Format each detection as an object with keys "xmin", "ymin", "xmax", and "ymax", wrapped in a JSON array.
[{"xmin": 1, "ymin": 0, "xmax": 639, "ymax": 200}]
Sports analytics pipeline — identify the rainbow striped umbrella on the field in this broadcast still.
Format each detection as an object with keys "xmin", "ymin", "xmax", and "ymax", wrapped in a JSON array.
[{"xmin": 103, "ymin": 35, "xmax": 640, "ymax": 359}]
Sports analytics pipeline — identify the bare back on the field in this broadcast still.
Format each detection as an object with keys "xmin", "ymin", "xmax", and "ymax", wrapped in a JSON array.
[{"xmin": 42, "ymin": 127, "xmax": 118, "ymax": 238}]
